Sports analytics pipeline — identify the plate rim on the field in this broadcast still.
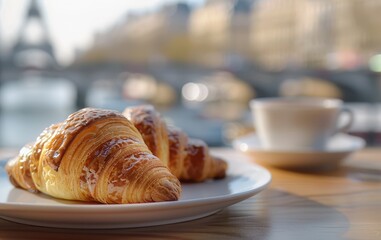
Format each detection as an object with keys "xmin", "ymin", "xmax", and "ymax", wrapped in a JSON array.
[{"xmin": 0, "ymin": 158, "xmax": 272, "ymax": 212}]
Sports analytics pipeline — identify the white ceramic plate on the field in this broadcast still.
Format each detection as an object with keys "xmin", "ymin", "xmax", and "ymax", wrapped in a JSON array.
[
  {"xmin": 233, "ymin": 133, "xmax": 365, "ymax": 169},
  {"xmin": 0, "ymin": 150, "xmax": 271, "ymax": 229}
]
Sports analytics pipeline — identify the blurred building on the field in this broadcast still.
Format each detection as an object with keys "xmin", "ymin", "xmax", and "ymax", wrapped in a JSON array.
[
  {"xmin": 189, "ymin": 0, "xmax": 252, "ymax": 68},
  {"xmin": 78, "ymin": 3, "xmax": 191, "ymax": 65},
  {"xmin": 251, "ymin": 0, "xmax": 381, "ymax": 70},
  {"xmin": 74, "ymin": 0, "xmax": 381, "ymax": 71},
  {"xmin": 76, "ymin": 0, "xmax": 254, "ymax": 69}
]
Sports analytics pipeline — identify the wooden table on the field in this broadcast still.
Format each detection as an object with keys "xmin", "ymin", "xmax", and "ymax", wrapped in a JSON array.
[{"xmin": 0, "ymin": 148, "xmax": 380, "ymax": 240}]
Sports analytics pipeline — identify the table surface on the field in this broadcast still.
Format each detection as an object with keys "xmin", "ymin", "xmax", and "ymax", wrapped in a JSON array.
[{"xmin": 0, "ymin": 148, "xmax": 380, "ymax": 240}]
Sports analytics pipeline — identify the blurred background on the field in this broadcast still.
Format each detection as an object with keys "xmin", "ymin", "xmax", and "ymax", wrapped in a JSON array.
[{"xmin": 1, "ymin": 0, "xmax": 381, "ymax": 148}]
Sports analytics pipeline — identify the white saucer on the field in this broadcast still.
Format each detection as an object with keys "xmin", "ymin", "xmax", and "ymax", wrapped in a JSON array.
[{"xmin": 232, "ymin": 133, "xmax": 365, "ymax": 169}]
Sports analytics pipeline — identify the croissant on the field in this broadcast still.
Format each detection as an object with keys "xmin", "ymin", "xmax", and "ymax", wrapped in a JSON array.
[
  {"xmin": 6, "ymin": 108, "xmax": 181, "ymax": 204},
  {"xmin": 123, "ymin": 105, "xmax": 227, "ymax": 182}
]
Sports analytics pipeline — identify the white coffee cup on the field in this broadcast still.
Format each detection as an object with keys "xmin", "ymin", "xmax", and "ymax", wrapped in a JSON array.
[{"xmin": 250, "ymin": 97, "xmax": 353, "ymax": 151}]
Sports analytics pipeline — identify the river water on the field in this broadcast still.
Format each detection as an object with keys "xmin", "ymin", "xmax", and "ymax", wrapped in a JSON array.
[
  {"xmin": 0, "ymin": 75, "xmax": 225, "ymax": 148},
  {"xmin": 0, "ymin": 77, "xmax": 77, "ymax": 148}
]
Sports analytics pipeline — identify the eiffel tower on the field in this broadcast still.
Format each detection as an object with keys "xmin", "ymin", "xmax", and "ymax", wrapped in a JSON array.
[{"xmin": 10, "ymin": 0, "xmax": 57, "ymax": 69}]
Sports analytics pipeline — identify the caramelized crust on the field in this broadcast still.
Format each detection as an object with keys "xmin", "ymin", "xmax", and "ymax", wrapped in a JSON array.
[
  {"xmin": 41, "ymin": 109, "xmax": 122, "ymax": 171},
  {"xmin": 6, "ymin": 108, "xmax": 181, "ymax": 204},
  {"xmin": 123, "ymin": 105, "xmax": 169, "ymax": 166},
  {"xmin": 167, "ymin": 127, "xmax": 187, "ymax": 178},
  {"xmin": 123, "ymin": 105, "xmax": 228, "ymax": 182},
  {"xmin": 6, "ymin": 144, "xmax": 37, "ymax": 192}
]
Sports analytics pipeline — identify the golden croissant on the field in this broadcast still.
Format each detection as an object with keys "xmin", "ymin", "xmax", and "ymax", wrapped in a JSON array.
[
  {"xmin": 123, "ymin": 105, "xmax": 227, "ymax": 182},
  {"xmin": 6, "ymin": 108, "xmax": 181, "ymax": 204}
]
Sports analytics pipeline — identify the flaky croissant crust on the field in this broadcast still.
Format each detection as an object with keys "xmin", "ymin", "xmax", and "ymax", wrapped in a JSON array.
[
  {"xmin": 6, "ymin": 108, "xmax": 181, "ymax": 204},
  {"xmin": 124, "ymin": 105, "xmax": 227, "ymax": 182}
]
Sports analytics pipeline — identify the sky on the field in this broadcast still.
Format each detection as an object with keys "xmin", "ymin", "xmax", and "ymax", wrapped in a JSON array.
[{"xmin": 0, "ymin": 0, "xmax": 205, "ymax": 65}]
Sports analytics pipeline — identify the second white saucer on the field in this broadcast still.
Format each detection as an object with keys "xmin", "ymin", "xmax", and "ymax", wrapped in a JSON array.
[{"xmin": 232, "ymin": 133, "xmax": 365, "ymax": 169}]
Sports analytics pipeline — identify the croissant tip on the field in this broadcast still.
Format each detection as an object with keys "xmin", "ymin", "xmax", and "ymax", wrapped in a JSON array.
[
  {"xmin": 213, "ymin": 157, "xmax": 228, "ymax": 179},
  {"xmin": 148, "ymin": 178, "xmax": 181, "ymax": 202},
  {"xmin": 5, "ymin": 158, "xmax": 21, "ymax": 188}
]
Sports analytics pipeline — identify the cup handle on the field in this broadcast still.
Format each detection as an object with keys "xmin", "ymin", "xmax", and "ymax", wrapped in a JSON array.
[{"xmin": 336, "ymin": 108, "xmax": 354, "ymax": 134}]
